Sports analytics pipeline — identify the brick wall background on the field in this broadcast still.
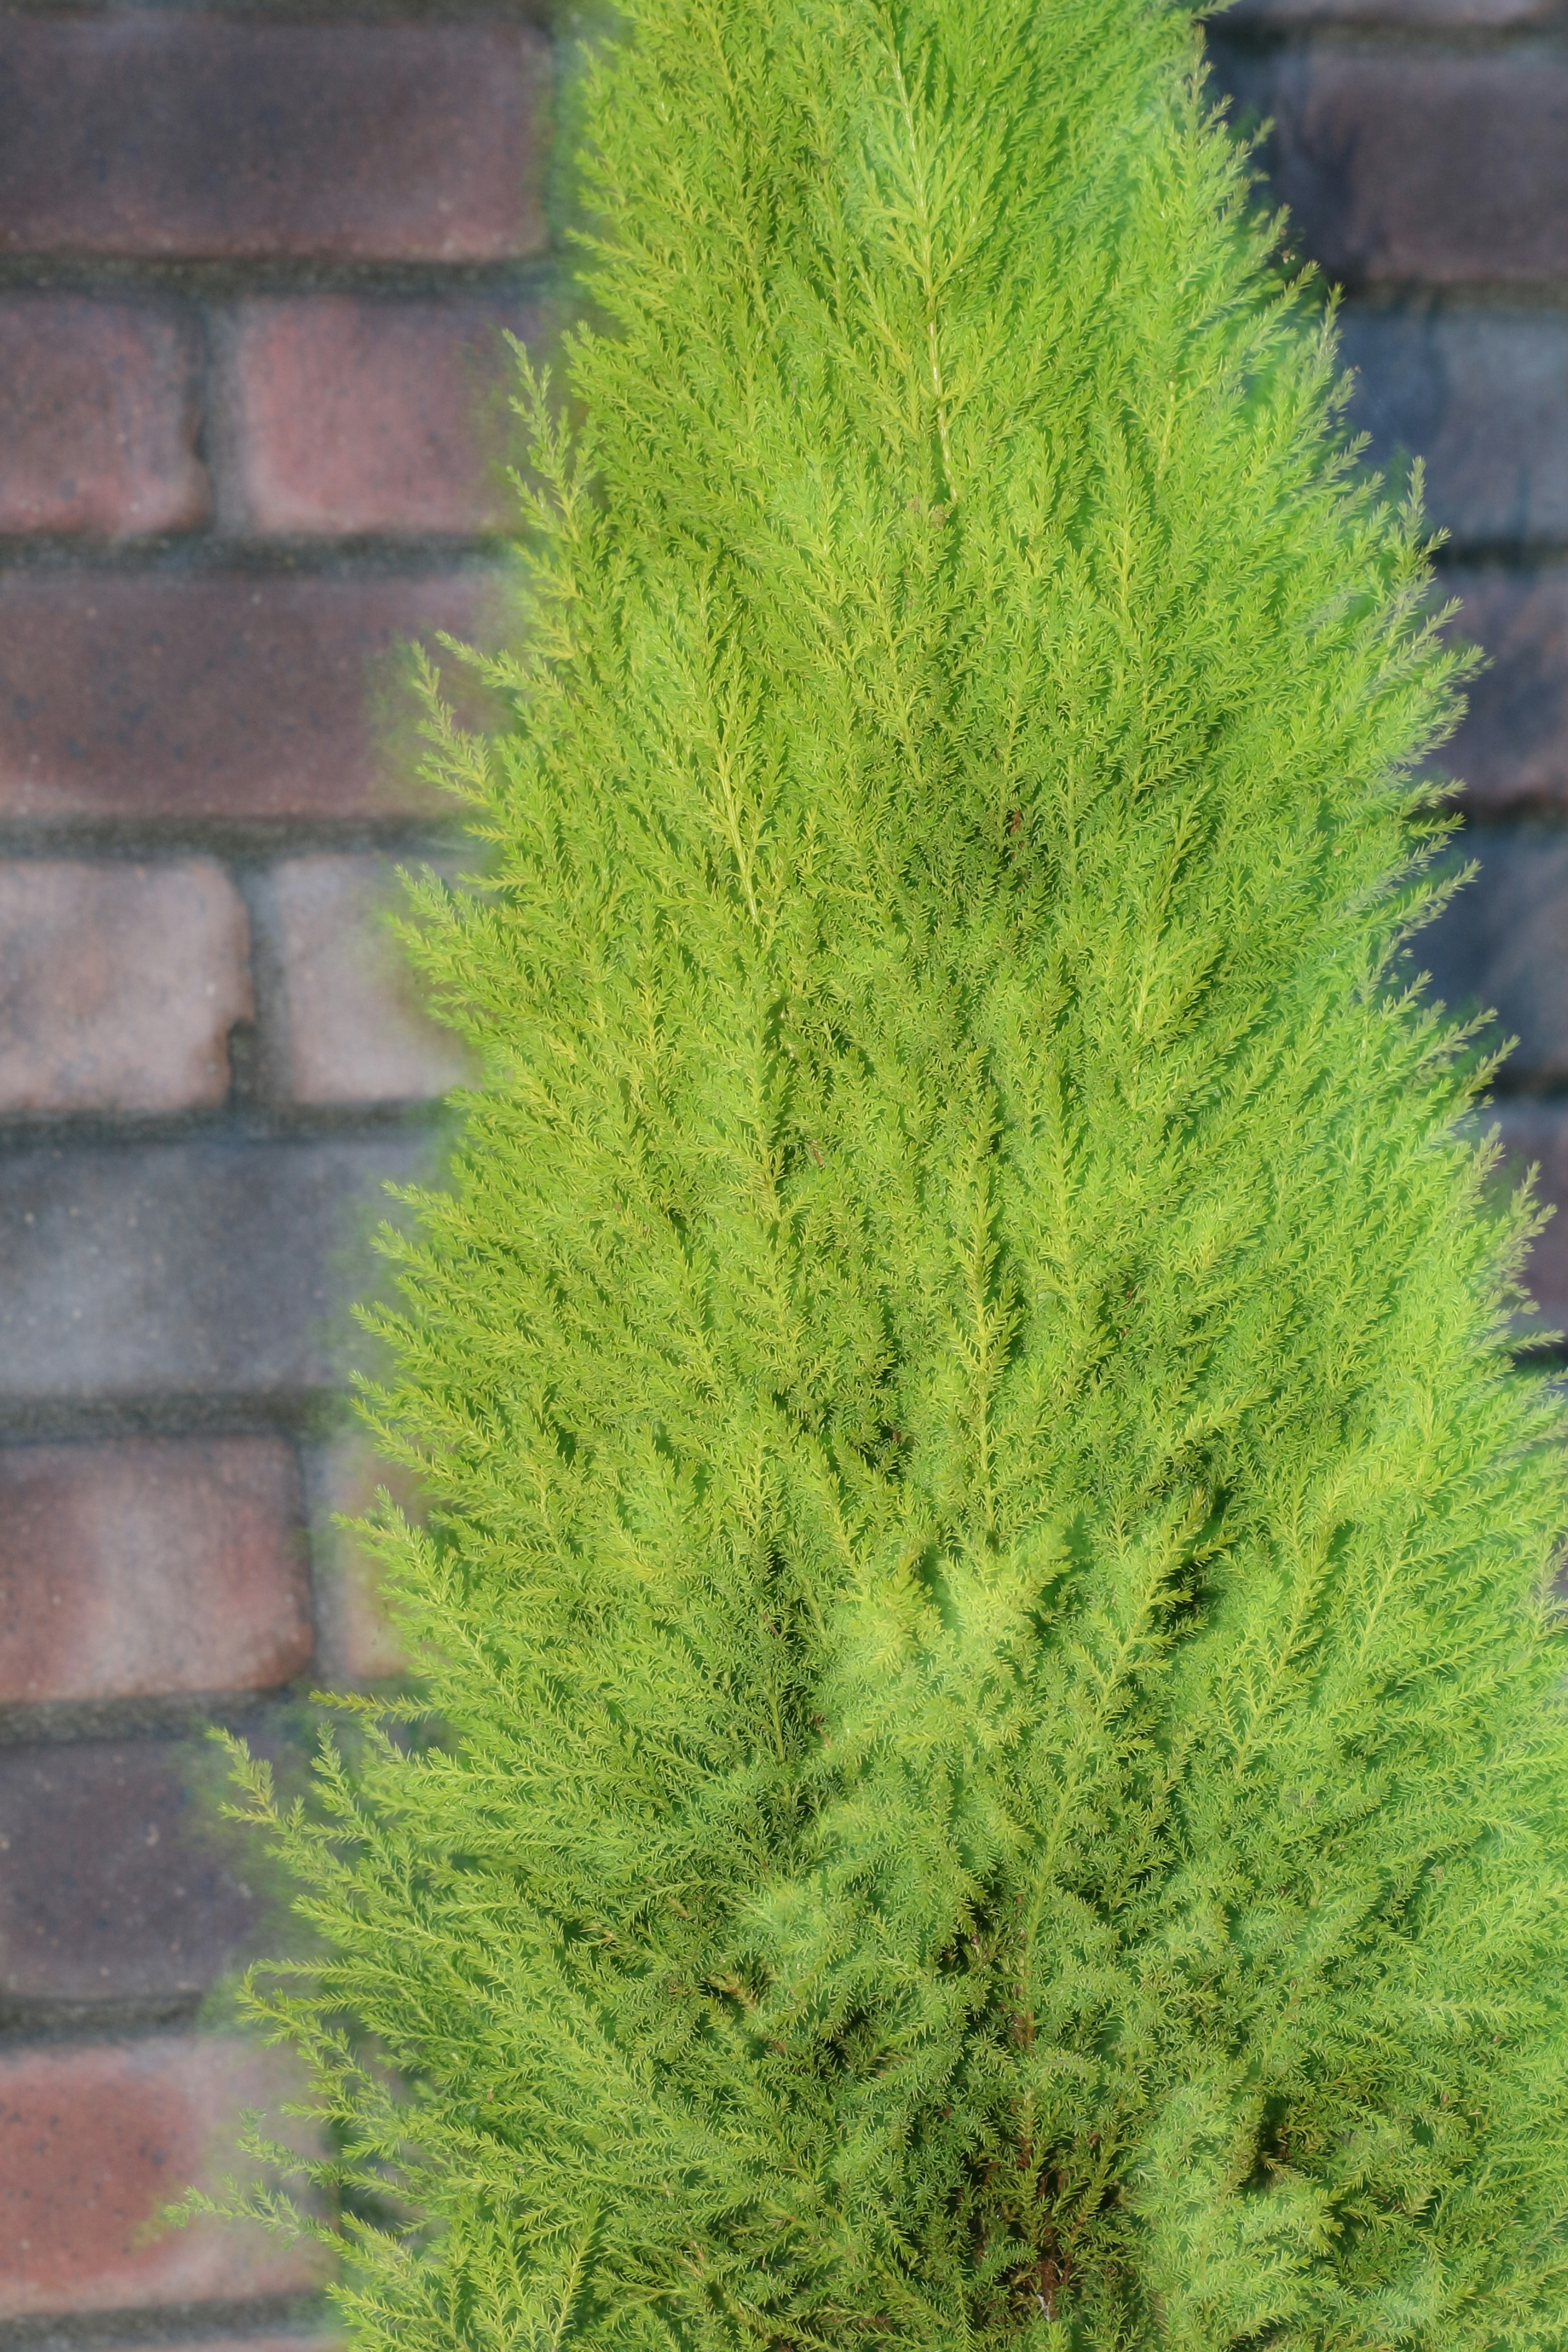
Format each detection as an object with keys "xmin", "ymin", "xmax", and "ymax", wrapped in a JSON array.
[
  {"xmin": 0, "ymin": 0, "xmax": 1563, "ymax": 2336},
  {"xmin": 0, "ymin": 0, "xmax": 551, "ymax": 2333}
]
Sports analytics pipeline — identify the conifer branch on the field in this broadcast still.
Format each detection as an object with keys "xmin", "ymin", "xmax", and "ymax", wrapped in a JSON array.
[{"xmin": 209, "ymin": 0, "xmax": 1568, "ymax": 2342}]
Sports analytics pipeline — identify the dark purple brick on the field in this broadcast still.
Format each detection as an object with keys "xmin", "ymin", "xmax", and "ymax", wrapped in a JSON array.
[
  {"xmin": 0, "ymin": 1133, "xmax": 430, "ymax": 1403},
  {"xmin": 1225, "ymin": 0, "xmax": 1557, "ymax": 22},
  {"xmin": 1419, "ymin": 826, "xmax": 1568, "ymax": 1078},
  {"xmin": 0, "ymin": 16, "xmax": 549, "ymax": 262},
  {"xmin": 1446, "ymin": 566, "xmax": 1568, "ymax": 814},
  {"xmin": 1216, "ymin": 45, "xmax": 1568, "ymax": 286},
  {"xmin": 0, "ymin": 1738, "xmax": 274, "ymax": 2008},
  {"xmin": 1340, "ymin": 304, "xmax": 1568, "ymax": 549},
  {"xmin": 1494, "ymin": 1103, "xmax": 1568, "ymax": 1329}
]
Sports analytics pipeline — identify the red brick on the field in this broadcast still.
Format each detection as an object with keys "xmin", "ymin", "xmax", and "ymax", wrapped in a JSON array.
[
  {"xmin": 0, "ymin": 1437, "xmax": 308, "ymax": 1705},
  {"xmin": 0, "ymin": 16, "xmax": 549, "ymax": 263},
  {"xmin": 0, "ymin": 1737, "xmax": 273, "ymax": 2006},
  {"xmin": 261, "ymin": 854, "xmax": 470, "ymax": 1105},
  {"xmin": 0, "ymin": 570, "xmax": 491, "ymax": 822},
  {"xmin": 309, "ymin": 1433, "xmax": 419, "ymax": 1684},
  {"xmin": 0, "ymin": 297, "xmax": 207, "ymax": 538},
  {"xmin": 0, "ymin": 2034, "xmax": 325, "ymax": 2314},
  {"xmin": 227, "ymin": 298, "xmax": 535, "ymax": 538},
  {"xmin": 1446, "ymin": 566, "xmax": 1568, "ymax": 813},
  {"xmin": 0, "ymin": 859, "xmax": 252, "ymax": 1112},
  {"xmin": 1218, "ymin": 46, "xmax": 1568, "ymax": 285}
]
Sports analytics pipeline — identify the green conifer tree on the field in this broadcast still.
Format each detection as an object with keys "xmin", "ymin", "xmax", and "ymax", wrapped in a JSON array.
[{"xmin": 210, "ymin": 0, "xmax": 1568, "ymax": 2341}]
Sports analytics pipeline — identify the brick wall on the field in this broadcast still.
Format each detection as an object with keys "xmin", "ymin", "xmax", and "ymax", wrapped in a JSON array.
[
  {"xmin": 2, "ymin": 0, "xmax": 1564, "ymax": 2335},
  {"xmin": 1207, "ymin": 0, "xmax": 1568, "ymax": 1328},
  {"xmin": 0, "ymin": 1, "xmax": 551, "ymax": 2335}
]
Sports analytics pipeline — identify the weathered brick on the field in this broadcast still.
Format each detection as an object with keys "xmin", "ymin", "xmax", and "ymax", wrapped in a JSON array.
[
  {"xmin": 0, "ymin": 16, "xmax": 549, "ymax": 262},
  {"xmin": 260, "ymin": 854, "xmax": 470, "ymax": 1106},
  {"xmin": 0, "ymin": 2034, "xmax": 324, "ymax": 2314},
  {"xmin": 0, "ymin": 570, "xmax": 490, "ymax": 822},
  {"xmin": 1216, "ymin": 45, "xmax": 1568, "ymax": 285},
  {"xmin": 1340, "ymin": 304, "xmax": 1568, "ymax": 549},
  {"xmin": 0, "ymin": 1133, "xmax": 429, "ymax": 1402},
  {"xmin": 104, "ymin": 2340, "xmax": 335, "ymax": 2352},
  {"xmin": 0, "ymin": 1437, "xmax": 308, "ymax": 1706},
  {"xmin": 0, "ymin": 1737, "xmax": 275, "ymax": 2007},
  {"xmin": 308, "ymin": 1432, "xmax": 419, "ymax": 1684},
  {"xmin": 105, "ymin": 2339, "xmax": 336, "ymax": 2352},
  {"xmin": 225, "ymin": 298, "xmax": 535, "ymax": 539},
  {"xmin": 0, "ymin": 859, "xmax": 252, "ymax": 1114},
  {"xmin": 0, "ymin": 296, "xmax": 207, "ymax": 538},
  {"xmin": 1419, "ymin": 825, "xmax": 1568, "ymax": 1080},
  {"xmin": 1446, "ymin": 566, "xmax": 1568, "ymax": 813}
]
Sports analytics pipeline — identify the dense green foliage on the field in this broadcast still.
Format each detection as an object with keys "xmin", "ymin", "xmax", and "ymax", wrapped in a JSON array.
[{"xmin": 211, "ymin": 0, "xmax": 1568, "ymax": 2342}]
